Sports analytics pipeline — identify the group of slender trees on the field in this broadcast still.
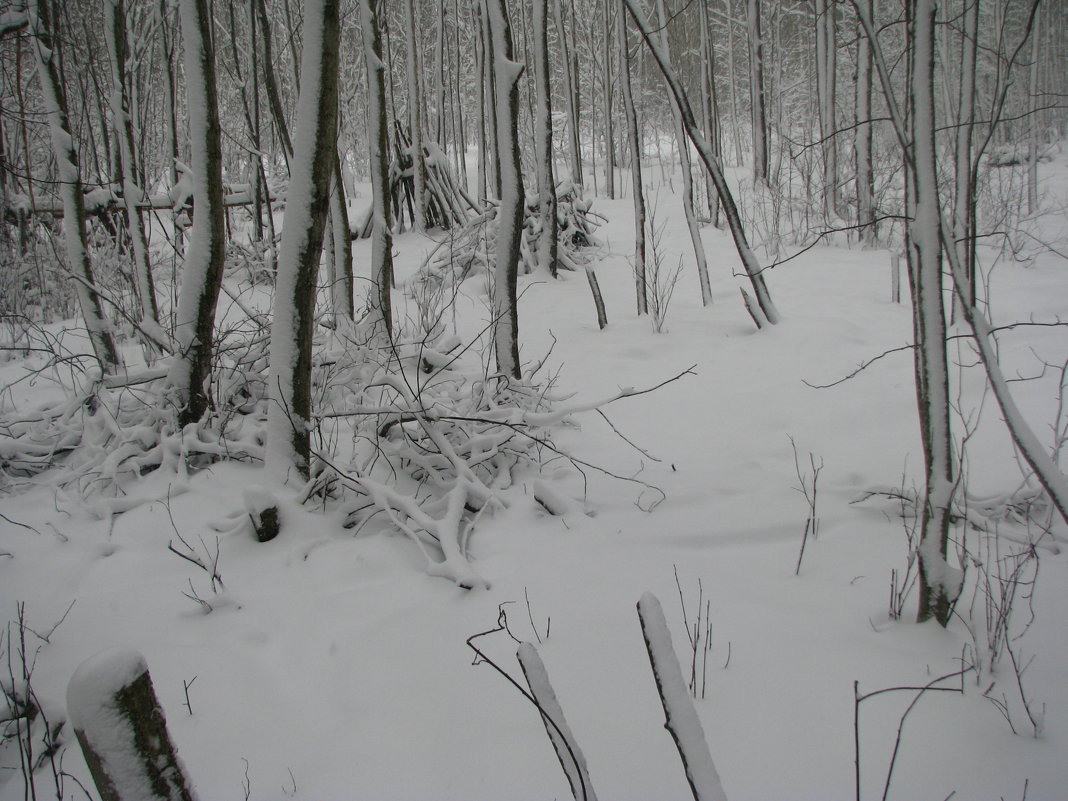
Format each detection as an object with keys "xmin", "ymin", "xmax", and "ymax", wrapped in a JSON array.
[{"xmin": 1, "ymin": 0, "xmax": 1066, "ymax": 622}]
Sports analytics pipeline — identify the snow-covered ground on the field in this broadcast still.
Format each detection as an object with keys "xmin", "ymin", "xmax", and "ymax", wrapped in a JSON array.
[{"xmin": 2, "ymin": 154, "xmax": 1067, "ymax": 800}]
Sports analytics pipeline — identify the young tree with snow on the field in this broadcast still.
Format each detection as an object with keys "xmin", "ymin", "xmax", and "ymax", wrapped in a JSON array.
[
  {"xmin": 266, "ymin": 0, "xmax": 341, "ymax": 485},
  {"xmin": 907, "ymin": 0, "xmax": 958, "ymax": 625}
]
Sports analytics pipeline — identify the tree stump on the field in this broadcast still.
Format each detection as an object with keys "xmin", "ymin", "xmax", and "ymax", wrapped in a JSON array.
[{"xmin": 66, "ymin": 648, "xmax": 198, "ymax": 801}]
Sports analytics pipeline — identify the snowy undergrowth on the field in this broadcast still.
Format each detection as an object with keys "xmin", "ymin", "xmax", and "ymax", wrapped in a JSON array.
[{"xmin": 2, "ymin": 157, "xmax": 1068, "ymax": 799}]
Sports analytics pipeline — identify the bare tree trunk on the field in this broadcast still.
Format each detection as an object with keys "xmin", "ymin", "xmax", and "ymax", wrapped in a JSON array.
[
  {"xmin": 266, "ymin": 0, "xmax": 341, "ymax": 484},
  {"xmin": 554, "ymin": 0, "xmax": 582, "ymax": 185},
  {"xmin": 618, "ymin": 4, "xmax": 647, "ymax": 316},
  {"xmin": 255, "ymin": 0, "xmax": 294, "ymax": 166},
  {"xmin": 487, "ymin": 0, "xmax": 524, "ymax": 380},
  {"xmin": 601, "ymin": 0, "xmax": 615, "ymax": 199},
  {"xmin": 169, "ymin": 0, "xmax": 227, "ymax": 426},
  {"xmin": 815, "ymin": 0, "xmax": 839, "ymax": 219},
  {"xmin": 1026, "ymin": 12, "xmax": 1040, "ymax": 214},
  {"xmin": 404, "ymin": 0, "xmax": 427, "ymax": 230},
  {"xmin": 854, "ymin": 0, "xmax": 875, "ymax": 246},
  {"xmin": 475, "ymin": 9, "xmax": 488, "ymax": 201},
  {"xmin": 746, "ymin": 0, "xmax": 768, "ymax": 185},
  {"xmin": 328, "ymin": 152, "xmax": 353, "ymax": 322},
  {"xmin": 360, "ymin": 0, "xmax": 394, "ymax": 337},
  {"xmin": 698, "ymin": 0, "xmax": 722, "ymax": 226},
  {"xmin": 106, "ymin": 0, "xmax": 159, "ymax": 332},
  {"xmin": 908, "ymin": 0, "xmax": 957, "ymax": 626},
  {"xmin": 533, "ymin": 0, "xmax": 558, "ymax": 278},
  {"xmin": 952, "ymin": 0, "xmax": 978, "ymax": 307},
  {"xmin": 655, "ymin": 0, "xmax": 712, "ymax": 308},
  {"xmin": 27, "ymin": 0, "xmax": 120, "ymax": 372}
]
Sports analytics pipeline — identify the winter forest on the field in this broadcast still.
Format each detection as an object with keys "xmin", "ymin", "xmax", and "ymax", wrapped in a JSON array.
[{"xmin": 1, "ymin": 0, "xmax": 1067, "ymax": 797}]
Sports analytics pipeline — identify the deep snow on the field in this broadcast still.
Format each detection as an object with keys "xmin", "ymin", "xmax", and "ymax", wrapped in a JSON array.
[{"xmin": 2, "ymin": 153, "xmax": 1067, "ymax": 800}]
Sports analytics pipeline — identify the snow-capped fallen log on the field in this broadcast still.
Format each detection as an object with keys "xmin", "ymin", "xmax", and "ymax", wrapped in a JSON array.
[{"xmin": 637, "ymin": 592, "xmax": 728, "ymax": 801}]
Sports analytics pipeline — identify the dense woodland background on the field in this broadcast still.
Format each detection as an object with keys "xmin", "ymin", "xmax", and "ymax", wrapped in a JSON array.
[{"xmin": 1, "ymin": 0, "xmax": 1068, "ymax": 798}]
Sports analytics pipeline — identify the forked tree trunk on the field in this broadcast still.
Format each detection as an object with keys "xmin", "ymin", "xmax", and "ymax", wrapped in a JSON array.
[
  {"xmin": 266, "ymin": 0, "xmax": 341, "ymax": 484},
  {"xmin": 169, "ymin": 0, "xmax": 227, "ymax": 427},
  {"xmin": 618, "ymin": 5, "xmax": 647, "ymax": 315},
  {"xmin": 487, "ymin": 0, "xmax": 524, "ymax": 381},
  {"xmin": 360, "ymin": 0, "xmax": 394, "ymax": 337},
  {"xmin": 28, "ymin": 0, "xmax": 120, "ymax": 372}
]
